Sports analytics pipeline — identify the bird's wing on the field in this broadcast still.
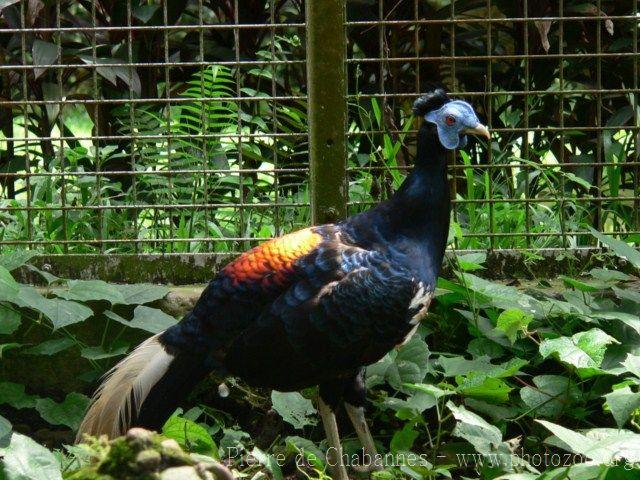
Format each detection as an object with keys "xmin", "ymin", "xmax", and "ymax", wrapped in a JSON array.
[
  {"xmin": 164, "ymin": 225, "xmax": 347, "ymax": 352},
  {"xmin": 224, "ymin": 247, "xmax": 429, "ymax": 387}
]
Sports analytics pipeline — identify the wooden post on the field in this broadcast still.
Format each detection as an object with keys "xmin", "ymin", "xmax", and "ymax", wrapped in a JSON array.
[{"xmin": 305, "ymin": 0, "xmax": 347, "ymax": 224}]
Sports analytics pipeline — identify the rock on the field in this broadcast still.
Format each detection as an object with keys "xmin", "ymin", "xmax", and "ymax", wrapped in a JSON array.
[
  {"xmin": 126, "ymin": 427, "xmax": 154, "ymax": 448},
  {"xmin": 160, "ymin": 466, "xmax": 203, "ymax": 480},
  {"xmin": 160, "ymin": 438, "xmax": 182, "ymax": 452},
  {"xmin": 136, "ymin": 449, "xmax": 162, "ymax": 471}
]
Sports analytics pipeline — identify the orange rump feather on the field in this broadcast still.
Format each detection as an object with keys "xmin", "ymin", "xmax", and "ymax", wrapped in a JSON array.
[{"xmin": 223, "ymin": 228, "xmax": 322, "ymax": 287}]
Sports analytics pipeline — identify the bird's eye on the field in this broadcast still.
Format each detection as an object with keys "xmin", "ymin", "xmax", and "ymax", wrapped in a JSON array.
[{"xmin": 445, "ymin": 115, "xmax": 456, "ymax": 126}]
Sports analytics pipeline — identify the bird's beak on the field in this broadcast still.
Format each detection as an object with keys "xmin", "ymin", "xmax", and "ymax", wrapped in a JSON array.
[{"xmin": 464, "ymin": 123, "xmax": 490, "ymax": 140}]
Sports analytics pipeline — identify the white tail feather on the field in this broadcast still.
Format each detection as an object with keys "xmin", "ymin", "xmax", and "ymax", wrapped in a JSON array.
[{"xmin": 76, "ymin": 333, "xmax": 173, "ymax": 442}]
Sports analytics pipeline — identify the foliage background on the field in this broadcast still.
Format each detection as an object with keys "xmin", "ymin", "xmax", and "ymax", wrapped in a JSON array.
[
  {"xmin": 0, "ymin": 0, "xmax": 637, "ymax": 254},
  {"xmin": 1, "ymin": 1, "xmax": 640, "ymax": 479}
]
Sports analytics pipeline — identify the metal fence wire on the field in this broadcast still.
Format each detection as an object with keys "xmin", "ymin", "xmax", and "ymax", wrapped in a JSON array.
[{"xmin": 0, "ymin": 1, "xmax": 638, "ymax": 265}]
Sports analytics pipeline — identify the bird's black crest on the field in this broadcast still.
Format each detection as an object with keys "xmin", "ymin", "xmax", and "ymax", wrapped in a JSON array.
[{"xmin": 412, "ymin": 88, "xmax": 451, "ymax": 116}]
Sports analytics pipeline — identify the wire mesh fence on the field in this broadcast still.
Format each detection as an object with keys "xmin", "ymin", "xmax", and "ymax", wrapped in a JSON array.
[{"xmin": 0, "ymin": 0, "xmax": 638, "ymax": 263}]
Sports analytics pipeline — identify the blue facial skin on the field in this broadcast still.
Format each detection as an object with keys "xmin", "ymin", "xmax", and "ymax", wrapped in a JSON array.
[{"xmin": 424, "ymin": 100, "xmax": 482, "ymax": 150}]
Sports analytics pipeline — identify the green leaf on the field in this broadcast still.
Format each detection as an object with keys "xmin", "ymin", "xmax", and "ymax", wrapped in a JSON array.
[
  {"xmin": 539, "ymin": 328, "xmax": 618, "ymax": 377},
  {"xmin": 105, "ymin": 306, "xmax": 176, "ymax": 334},
  {"xmin": 0, "ymin": 266, "xmax": 20, "ymax": 303},
  {"xmin": 285, "ymin": 436, "xmax": 325, "ymax": 468},
  {"xmin": 0, "ymin": 414, "xmax": 11, "ymax": 448},
  {"xmin": 23, "ymin": 338, "xmax": 75, "ymax": 356},
  {"xmin": 604, "ymin": 386, "xmax": 640, "ymax": 428},
  {"xmin": 271, "ymin": 391, "xmax": 317, "ymax": 429},
  {"xmin": 459, "ymin": 273, "xmax": 544, "ymax": 317},
  {"xmin": 32, "ymin": 40, "xmax": 58, "ymax": 79},
  {"xmin": 456, "ymin": 253, "xmax": 486, "ymax": 271},
  {"xmin": 251, "ymin": 447, "xmax": 283, "ymax": 480},
  {"xmin": 623, "ymin": 354, "xmax": 640, "ymax": 378},
  {"xmin": 520, "ymin": 375, "xmax": 579, "ymax": 417},
  {"xmin": 447, "ymin": 401, "xmax": 502, "ymax": 455},
  {"xmin": 15, "ymin": 287, "xmax": 92, "ymax": 330},
  {"xmin": 390, "ymin": 423, "xmax": 419, "ymax": 453},
  {"xmin": 53, "ymin": 280, "xmax": 125, "ymax": 304},
  {"xmin": 559, "ymin": 275, "xmax": 600, "ymax": 292},
  {"xmin": 0, "ymin": 432, "xmax": 62, "ymax": 480},
  {"xmin": 0, "ymin": 304, "xmax": 20, "ymax": 335},
  {"xmin": 0, "ymin": 382, "xmax": 38, "ymax": 409},
  {"xmin": 0, "ymin": 251, "xmax": 37, "ymax": 271},
  {"xmin": 113, "ymin": 284, "xmax": 169, "ymax": 305},
  {"xmin": 456, "ymin": 375, "xmax": 512, "ymax": 403},
  {"xmin": 495, "ymin": 309, "xmax": 532, "ymax": 344},
  {"xmin": 0, "ymin": 343, "xmax": 20, "ymax": 358},
  {"xmin": 589, "ymin": 228, "xmax": 640, "ymax": 268},
  {"xmin": 35, "ymin": 393, "xmax": 90, "ymax": 430},
  {"xmin": 366, "ymin": 336, "xmax": 430, "ymax": 390},
  {"xmin": 80, "ymin": 344, "xmax": 128, "ymax": 361},
  {"xmin": 589, "ymin": 268, "xmax": 630, "ymax": 282},
  {"xmin": 162, "ymin": 411, "xmax": 217, "ymax": 457},
  {"xmin": 534, "ymin": 422, "xmax": 640, "ymax": 464}
]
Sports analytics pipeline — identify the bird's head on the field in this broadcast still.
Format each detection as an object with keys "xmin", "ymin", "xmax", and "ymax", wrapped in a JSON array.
[{"xmin": 413, "ymin": 88, "xmax": 490, "ymax": 150}]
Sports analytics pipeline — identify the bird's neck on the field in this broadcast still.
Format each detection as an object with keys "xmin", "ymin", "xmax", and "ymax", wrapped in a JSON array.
[
  {"xmin": 393, "ymin": 123, "xmax": 449, "ymax": 213},
  {"xmin": 383, "ymin": 123, "xmax": 451, "ymax": 282}
]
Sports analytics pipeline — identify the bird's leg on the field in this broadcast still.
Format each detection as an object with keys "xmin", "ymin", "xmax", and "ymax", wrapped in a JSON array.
[
  {"xmin": 345, "ymin": 403, "xmax": 383, "ymax": 472},
  {"xmin": 317, "ymin": 397, "xmax": 349, "ymax": 480}
]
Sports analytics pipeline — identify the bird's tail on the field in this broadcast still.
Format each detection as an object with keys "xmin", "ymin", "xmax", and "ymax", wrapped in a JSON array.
[{"xmin": 76, "ymin": 330, "xmax": 211, "ymax": 442}]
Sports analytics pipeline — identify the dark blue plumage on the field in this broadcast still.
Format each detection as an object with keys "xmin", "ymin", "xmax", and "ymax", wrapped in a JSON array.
[{"xmin": 78, "ymin": 89, "xmax": 489, "ymax": 458}]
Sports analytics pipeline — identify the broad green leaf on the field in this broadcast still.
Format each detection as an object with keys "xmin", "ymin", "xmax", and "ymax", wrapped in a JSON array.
[
  {"xmin": 23, "ymin": 338, "xmax": 75, "ymax": 356},
  {"xmin": 456, "ymin": 253, "xmax": 486, "ymax": 271},
  {"xmin": 0, "ymin": 382, "xmax": 38, "ymax": 409},
  {"xmin": 162, "ymin": 411, "xmax": 217, "ymax": 457},
  {"xmin": 0, "ymin": 304, "xmax": 20, "ymax": 335},
  {"xmin": 604, "ymin": 386, "xmax": 640, "ymax": 428},
  {"xmin": 52, "ymin": 280, "xmax": 125, "ymax": 304},
  {"xmin": 271, "ymin": 391, "xmax": 317, "ymax": 429},
  {"xmin": 367, "ymin": 336, "xmax": 430, "ymax": 390},
  {"xmin": 456, "ymin": 375, "xmax": 512, "ymax": 403},
  {"xmin": 536, "ymin": 419, "xmax": 596, "ymax": 458},
  {"xmin": 439, "ymin": 355, "xmax": 493, "ymax": 377},
  {"xmin": 0, "ymin": 343, "xmax": 20, "ymax": 358},
  {"xmin": 613, "ymin": 286, "xmax": 640, "ymax": 304},
  {"xmin": 447, "ymin": 401, "xmax": 502, "ymax": 455},
  {"xmin": 467, "ymin": 338, "xmax": 505, "ymax": 359},
  {"xmin": 251, "ymin": 447, "xmax": 283, "ymax": 480},
  {"xmin": 113, "ymin": 284, "xmax": 169, "ymax": 305},
  {"xmin": 383, "ymin": 390, "xmax": 438, "ymax": 417},
  {"xmin": 284, "ymin": 436, "xmax": 325, "ymax": 468},
  {"xmin": 35, "ymin": 393, "xmax": 90, "ymax": 431},
  {"xmin": 0, "ymin": 414, "xmax": 11, "ymax": 447},
  {"xmin": 390, "ymin": 423, "xmax": 419, "ymax": 453},
  {"xmin": 0, "ymin": 265, "xmax": 19, "ymax": 302},
  {"xmin": 589, "ymin": 228, "xmax": 640, "ymax": 268},
  {"xmin": 459, "ymin": 273, "xmax": 544, "ymax": 318},
  {"xmin": 0, "ymin": 251, "xmax": 37, "ymax": 271},
  {"xmin": 589, "ymin": 268, "xmax": 630, "ymax": 282},
  {"xmin": 537, "ymin": 421, "xmax": 640, "ymax": 463},
  {"xmin": 0, "ymin": 432, "xmax": 62, "ymax": 480},
  {"xmin": 559, "ymin": 275, "xmax": 600, "ymax": 292},
  {"xmin": 405, "ymin": 383, "xmax": 454, "ymax": 400},
  {"xmin": 80, "ymin": 344, "xmax": 129, "ymax": 361},
  {"xmin": 15, "ymin": 286, "xmax": 92, "ymax": 330},
  {"xmin": 495, "ymin": 309, "xmax": 532, "ymax": 344},
  {"xmin": 32, "ymin": 40, "xmax": 58, "ymax": 79},
  {"xmin": 623, "ymin": 354, "xmax": 640, "ymax": 378},
  {"xmin": 105, "ymin": 306, "xmax": 177, "ymax": 334},
  {"xmin": 539, "ymin": 328, "xmax": 617, "ymax": 377},
  {"xmin": 520, "ymin": 375, "xmax": 579, "ymax": 417}
]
